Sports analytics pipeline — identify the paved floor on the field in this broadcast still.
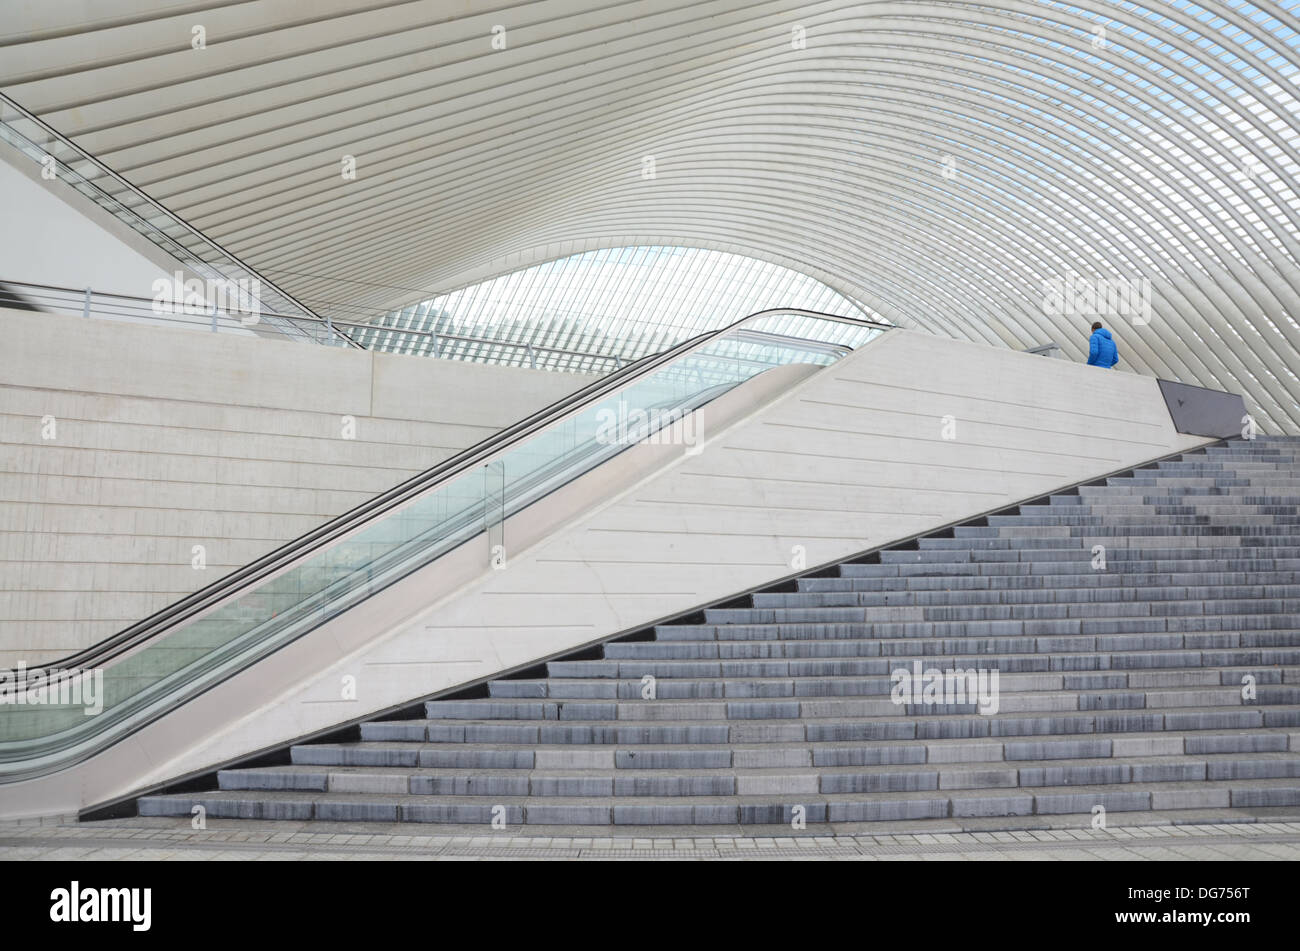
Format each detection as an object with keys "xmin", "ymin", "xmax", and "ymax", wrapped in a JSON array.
[{"xmin": 3, "ymin": 817, "xmax": 1299, "ymax": 860}]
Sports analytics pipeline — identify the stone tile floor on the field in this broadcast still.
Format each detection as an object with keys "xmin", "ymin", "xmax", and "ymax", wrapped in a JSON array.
[{"xmin": 2, "ymin": 817, "xmax": 1299, "ymax": 860}]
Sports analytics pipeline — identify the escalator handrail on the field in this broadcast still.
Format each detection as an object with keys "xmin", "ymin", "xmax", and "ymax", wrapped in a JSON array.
[{"xmin": 16, "ymin": 308, "xmax": 889, "ymax": 679}]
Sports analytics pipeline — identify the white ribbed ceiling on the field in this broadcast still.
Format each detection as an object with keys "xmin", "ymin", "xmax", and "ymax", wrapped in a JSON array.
[{"xmin": 1, "ymin": 1, "xmax": 1298, "ymax": 430}]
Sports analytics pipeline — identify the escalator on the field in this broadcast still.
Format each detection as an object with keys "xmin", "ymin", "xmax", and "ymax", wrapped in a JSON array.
[{"xmin": 0, "ymin": 309, "xmax": 888, "ymax": 801}]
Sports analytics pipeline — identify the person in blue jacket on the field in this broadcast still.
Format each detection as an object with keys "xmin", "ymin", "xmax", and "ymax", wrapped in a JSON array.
[{"xmin": 1087, "ymin": 321, "xmax": 1118, "ymax": 368}]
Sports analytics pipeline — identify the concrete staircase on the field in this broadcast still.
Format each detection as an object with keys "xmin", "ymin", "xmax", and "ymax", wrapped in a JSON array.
[{"xmin": 137, "ymin": 437, "xmax": 1300, "ymax": 831}]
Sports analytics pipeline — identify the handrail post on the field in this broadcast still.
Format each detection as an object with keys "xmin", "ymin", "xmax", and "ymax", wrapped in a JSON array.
[
  {"xmin": 210, "ymin": 301, "xmax": 218, "ymax": 332},
  {"xmin": 82, "ymin": 286, "xmax": 91, "ymax": 319},
  {"xmin": 527, "ymin": 343, "xmax": 536, "ymax": 369}
]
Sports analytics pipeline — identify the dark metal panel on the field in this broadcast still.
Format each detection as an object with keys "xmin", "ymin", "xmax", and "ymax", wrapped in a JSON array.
[{"xmin": 1157, "ymin": 379, "xmax": 1248, "ymax": 438}]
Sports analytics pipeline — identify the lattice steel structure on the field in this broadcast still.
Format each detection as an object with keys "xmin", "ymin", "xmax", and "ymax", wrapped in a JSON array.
[{"xmin": 350, "ymin": 246, "xmax": 876, "ymax": 371}]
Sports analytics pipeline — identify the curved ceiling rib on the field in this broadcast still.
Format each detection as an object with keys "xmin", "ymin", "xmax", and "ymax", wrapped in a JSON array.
[{"xmin": 1, "ymin": 0, "xmax": 1297, "ymax": 430}]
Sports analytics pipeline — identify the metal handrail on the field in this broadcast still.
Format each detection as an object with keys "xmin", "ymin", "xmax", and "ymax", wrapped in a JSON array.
[
  {"xmin": 15, "ymin": 308, "xmax": 890, "ymax": 682},
  {"xmin": 0, "ymin": 279, "xmax": 635, "ymax": 368},
  {"xmin": 0, "ymin": 91, "xmax": 360, "ymax": 349}
]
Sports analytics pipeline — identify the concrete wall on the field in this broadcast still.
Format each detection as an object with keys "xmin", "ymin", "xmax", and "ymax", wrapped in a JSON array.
[
  {"xmin": 0, "ymin": 328, "xmax": 1212, "ymax": 817},
  {"xmin": 0, "ymin": 149, "xmax": 180, "ymax": 301},
  {"xmin": 0, "ymin": 307, "xmax": 597, "ymax": 665}
]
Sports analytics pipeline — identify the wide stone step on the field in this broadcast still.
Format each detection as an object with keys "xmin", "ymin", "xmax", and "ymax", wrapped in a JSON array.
[
  {"xmin": 935, "ymin": 528, "xmax": 1296, "ymax": 548},
  {"xmin": 1105, "ymin": 474, "xmax": 1300, "ymax": 481},
  {"xmin": 333, "ymin": 704, "xmax": 1300, "ymax": 747},
  {"xmin": 136, "ymin": 777, "xmax": 1300, "ymax": 824},
  {"xmin": 1081, "ymin": 482, "xmax": 1300, "ymax": 493},
  {"xmin": 263, "ymin": 732, "xmax": 1300, "ymax": 769},
  {"xmin": 844, "ymin": 559, "xmax": 1300, "ymax": 577},
  {"xmin": 704, "ymin": 597, "xmax": 1300, "ymax": 623},
  {"xmin": 488, "ymin": 668, "xmax": 1300, "ymax": 699},
  {"xmin": 314, "ymin": 727, "xmax": 1300, "ymax": 765},
  {"xmin": 641, "ymin": 628, "xmax": 1300, "ymax": 648},
  {"xmin": 801, "ymin": 570, "xmax": 1300, "ymax": 592},
  {"xmin": 760, "ymin": 584, "xmax": 1300, "ymax": 608},
  {"xmin": 879, "ymin": 547, "xmax": 1300, "ymax": 566},
  {"xmin": 204, "ymin": 752, "xmax": 1300, "ymax": 801},
  {"xmin": 1019, "ymin": 504, "xmax": 1300, "ymax": 517},
  {"xmin": 640, "ymin": 616, "xmax": 1300, "ymax": 641},
  {"xmin": 981, "ymin": 516, "xmax": 1300, "ymax": 529},
  {"xmin": 428, "ymin": 685, "xmax": 1300, "ymax": 722},
  {"xmin": 642, "ymin": 631, "xmax": 1300, "ymax": 652},
  {"xmin": 638, "ymin": 645, "xmax": 1300, "ymax": 671},
  {"xmin": 550, "ymin": 648, "xmax": 1300, "ymax": 679}
]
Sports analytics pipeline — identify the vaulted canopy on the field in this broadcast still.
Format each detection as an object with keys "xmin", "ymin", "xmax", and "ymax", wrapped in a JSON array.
[{"xmin": 2, "ymin": 1, "xmax": 1297, "ymax": 429}]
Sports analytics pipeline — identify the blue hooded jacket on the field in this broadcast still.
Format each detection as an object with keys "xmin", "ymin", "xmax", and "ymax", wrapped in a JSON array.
[{"xmin": 1087, "ymin": 327, "xmax": 1118, "ymax": 368}]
